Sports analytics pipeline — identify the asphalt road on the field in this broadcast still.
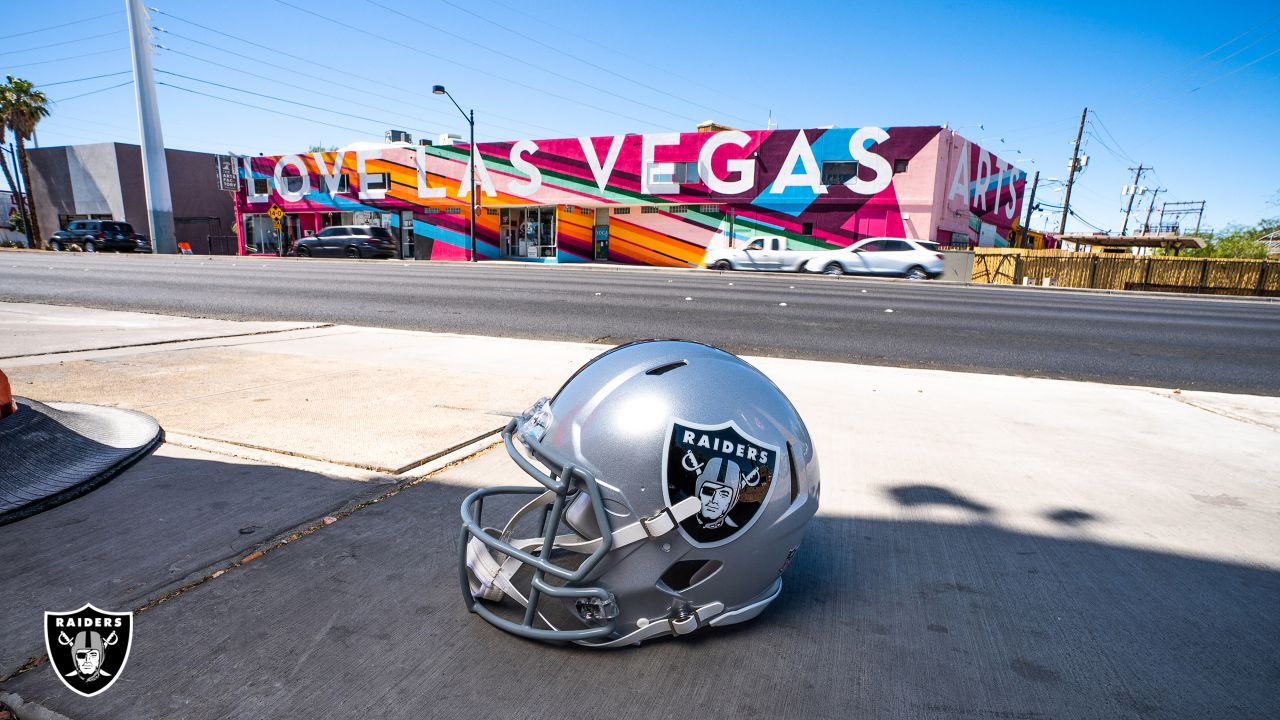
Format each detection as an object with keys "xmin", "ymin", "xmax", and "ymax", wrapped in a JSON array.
[{"xmin": 3, "ymin": 251, "xmax": 1279, "ymax": 395}]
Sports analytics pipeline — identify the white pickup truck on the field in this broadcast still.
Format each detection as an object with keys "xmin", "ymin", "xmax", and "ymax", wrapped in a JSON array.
[{"xmin": 704, "ymin": 236, "xmax": 819, "ymax": 272}]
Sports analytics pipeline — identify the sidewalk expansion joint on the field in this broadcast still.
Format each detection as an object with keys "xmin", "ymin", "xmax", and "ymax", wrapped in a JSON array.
[
  {"xmin": 0, "ymin": 323, "xmax": 335, "ymax": 360},
  {"xmin": 1169, "ymin": 394, "xmax": 1280, "ymax": 433},
  {"xmin": 391, "ymin": 426, "xmax": 506, "ymax": 475}
]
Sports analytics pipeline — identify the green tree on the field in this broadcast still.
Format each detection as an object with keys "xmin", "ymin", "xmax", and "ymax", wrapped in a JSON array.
[
  {"xmin": 0, "ymin": 76, "xmax": 49, "ymax": 249},
  {"xmin": 1172, "ymin": 218, "xmax": 1278, "ymax": 259}
]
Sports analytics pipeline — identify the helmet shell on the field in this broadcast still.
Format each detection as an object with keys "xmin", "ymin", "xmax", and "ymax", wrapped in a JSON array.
[{"xmin": 537, "ymin": 340, "xmax": 820, "ymax": 635}]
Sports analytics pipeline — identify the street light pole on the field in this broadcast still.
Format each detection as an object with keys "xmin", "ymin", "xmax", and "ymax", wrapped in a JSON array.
[
  {"xmin": 433, "ymin": 85, "xmax": 477, "ymax": 263},
  {"xmin": 469, "ymin": 108, "xmax": 476, "ymax": 263}
]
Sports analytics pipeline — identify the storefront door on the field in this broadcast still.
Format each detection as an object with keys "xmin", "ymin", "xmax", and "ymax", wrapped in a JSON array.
[
  {"xmin": 399, "ymin": 210, "xmax": 415, "ymax": 260},
  {"xmin": 593, "ymin": 208, "xmax": 609, "ymax": 261}
]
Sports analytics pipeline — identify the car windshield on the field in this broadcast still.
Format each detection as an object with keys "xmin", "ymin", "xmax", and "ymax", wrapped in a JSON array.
[{"xmin": 102, "ymin": 222, "xmax": 133, "ymax": 234}]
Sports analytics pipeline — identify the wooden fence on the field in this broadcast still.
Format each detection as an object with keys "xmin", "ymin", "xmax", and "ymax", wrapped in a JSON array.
[{"xmin": 970, "ymin": 250, "xmax": 1280, "ymax": 296}]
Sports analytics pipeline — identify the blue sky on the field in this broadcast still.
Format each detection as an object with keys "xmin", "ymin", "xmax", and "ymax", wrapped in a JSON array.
[{"xmin": 4, "ymin": 0, "xmax": 1278, "ymax": 234}]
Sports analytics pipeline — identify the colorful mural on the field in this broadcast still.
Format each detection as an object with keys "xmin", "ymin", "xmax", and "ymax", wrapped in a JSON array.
[{"xmin": 234, "ymin": 127, "xmax": 1027, "ymax": 264}]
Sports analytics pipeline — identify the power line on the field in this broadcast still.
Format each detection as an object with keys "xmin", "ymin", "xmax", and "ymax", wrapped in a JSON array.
[
  {"xmin": 154, "ymin": 70, "xmax": 441, "ymax": 138},
  {"xmin": 1191, "ymin": 45, "xmax": 1280, "ymax": 92},
  {"xmin": 1087, "ymin": 112, "xmax": 1136, "ymax": 164},
  {"xmin": 38, "ymin": 71, "xmax": 132, "ymax": 87},
  {"xmin": 362, "ymin": 0, "xmax": 704, "ymax": 126},
  {"xmin": 427, "ymin": 0, "xmax": 758, "ymax": 127},
  {"xmin": 152, "ymin": 40, "xmax": 540, "ymax": 140},
  {"xmin": 1142, "ymin": 10, "xmax": 1280, "ymax": 90},
  {"xmin": 156, "ymin": 81, "xmax": 373, "ymax": 136},
  {"xmin": 147, "ymin": 9, "xmax": 564, "ymax": 137},
  {"xmin": 54, "ymin": 80, "xmax": 134, "ymax": 103},
  {"xmin": 43, "ymin": 110, "xmax": 241, "ymax": 150},
  {"xmin": 476, "ymin": 0, "xmax": 766, "ymax": 115},
  {"xmin": 6, "ymin": 47, "xmax": 128, "ymax": 70},
  {"xmin": 267, "ymin": 0, "xmax": 676, "ymax": 131},
  {"xmin": 1069, "ymin": 207, "xmax": 1110, "ymax": 234},
  {"xmin": 0, "ymin": 10, "xmax": 123, "ymax": 41},
  {"xmin": 0, "ymin": 29, "xmax": 126, "ymax": 57},
  {"xmin": 1184, "ymin": 22, "xmax": 1280, "ymax": 82}
]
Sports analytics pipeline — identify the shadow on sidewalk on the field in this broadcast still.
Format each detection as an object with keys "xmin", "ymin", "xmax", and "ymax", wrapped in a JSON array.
[
  {"xmin": 3, "ymin": 468, "xmax": 1276, "ymax": 719},
  {"xmin": 0, "ymin": 446, "xmax": 379, "ymax": 676}
]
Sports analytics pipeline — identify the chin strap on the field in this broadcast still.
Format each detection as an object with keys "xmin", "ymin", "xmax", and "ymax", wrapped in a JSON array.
[
  {"xmin": 575, "ymin": 600, "xmax": 726, "ymax": 648},
  {"xmin": 465, "ymin": 493, "xmax": 705, "ymax": 638}
]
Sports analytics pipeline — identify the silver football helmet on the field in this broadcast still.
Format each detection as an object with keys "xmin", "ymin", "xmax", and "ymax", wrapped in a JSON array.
[{"xmin": 460, "ymin": 340, "xmax": 820, "ymax": 647}]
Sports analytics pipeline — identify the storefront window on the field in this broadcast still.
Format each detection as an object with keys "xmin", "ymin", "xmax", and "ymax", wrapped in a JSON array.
[
  {"xmin": 499, "ymin": 207, "xmax": 557, "ymax": 258},
  {"xmin": 244, "ymin": 214, "xmax": 281, "ymax": 255}
]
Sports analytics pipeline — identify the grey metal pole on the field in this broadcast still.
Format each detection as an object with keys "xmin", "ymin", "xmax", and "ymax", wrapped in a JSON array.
[
  {"xmin": 469, "ymin": 108, "xmax": 476, "ymax": 263},
  {"xmin": 125, "ymin": 0, "xmax": 176, "ymax": 254}
]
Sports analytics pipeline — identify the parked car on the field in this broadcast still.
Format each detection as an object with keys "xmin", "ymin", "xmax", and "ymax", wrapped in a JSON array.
[
  {"xmin": 704, "ymin": 236, "xmax": 821, "ymax": 272},
  {"xmin": 802, "ymin": 237, "xmax": 944, "ymax": 279},
  {"xmin": 50, "ymin": 220, "xmax": 151, "ymax": 253},
  {"xmin": 295, "ymin": 225, "xmax": 398, "ymax": 259}
]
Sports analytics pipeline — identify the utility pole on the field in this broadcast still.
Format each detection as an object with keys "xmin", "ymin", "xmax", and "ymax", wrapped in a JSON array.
[
  {"xmin": 1021, "ymin": 171, "xmax": 1039, "ymax": 247},
  {"xmin": 1058, "ymin": 107, "xmax": 1088, "ymax": 239},
  {"xmin": 1141, "ymin": 187, "xmax": 1164, "ymax": 234},
  {"xmin": 1120, "ymin": 164, "xmax": 1146, "ymax": 237},
  {"xmin": 125, "ymin": 0, "xmax": 176, "ymax": 254}
]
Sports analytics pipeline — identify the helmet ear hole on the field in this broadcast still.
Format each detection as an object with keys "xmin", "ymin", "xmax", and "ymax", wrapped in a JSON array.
[
  {"xmin": 659, "ymin": 559, "xmax": 723, "ymax": 592},
  {"xmin": 562, "ymin": 491, "xmax": 602, "ymax": 539}
]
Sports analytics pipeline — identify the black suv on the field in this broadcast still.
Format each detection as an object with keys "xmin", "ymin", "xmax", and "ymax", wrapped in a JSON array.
[
  {"xmin": 50, "ymin": 220, "xmax": 151, "ymax": 253},
  {"xmin": 295, "ymin": 225, "xmax": 398, "ymax": 259}
]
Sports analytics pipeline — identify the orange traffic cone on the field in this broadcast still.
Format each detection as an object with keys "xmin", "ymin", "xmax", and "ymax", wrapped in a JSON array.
[{"xmin": 0, "ymin": 369, "xmax": 15, "ymax": 419}]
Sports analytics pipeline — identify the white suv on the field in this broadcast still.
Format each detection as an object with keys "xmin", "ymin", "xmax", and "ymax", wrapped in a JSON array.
[{"xmin": 802, "ymin": 237, "xmax": 944, "ymax": 279}]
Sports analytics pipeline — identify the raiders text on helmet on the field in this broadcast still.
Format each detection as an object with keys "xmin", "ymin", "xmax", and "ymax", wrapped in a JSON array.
[{"xmin": 459, "ymin": 340, "xmax": 820, "ymax": 647}]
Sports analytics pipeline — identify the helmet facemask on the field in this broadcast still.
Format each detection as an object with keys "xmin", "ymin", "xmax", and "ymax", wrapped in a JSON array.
[{"xmin": 459, "ymin": 398, "xmax": 622, "ymax": 643}]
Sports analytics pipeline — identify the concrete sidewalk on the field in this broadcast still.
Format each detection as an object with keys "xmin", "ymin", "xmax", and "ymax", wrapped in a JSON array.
[{"xmin": 1, "ymin": 303, "xmax": 1278, "ymax": 719}]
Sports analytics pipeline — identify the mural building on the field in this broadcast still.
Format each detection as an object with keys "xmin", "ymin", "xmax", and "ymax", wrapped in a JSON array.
[{"xmin": 233, "ymin": 126, "xmax": 1029, "ymax": 264}]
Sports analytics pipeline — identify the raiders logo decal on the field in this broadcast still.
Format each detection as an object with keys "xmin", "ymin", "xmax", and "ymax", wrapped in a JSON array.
[
  {"xmin": 44, "ymin": 604, "xmax": 133, "ymax": 697},
  {"xmin": 663, "ymin": 419, "xmax": 779, "ymax": 547}
]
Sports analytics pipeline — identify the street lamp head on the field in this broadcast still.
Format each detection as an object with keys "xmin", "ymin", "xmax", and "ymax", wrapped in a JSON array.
[{"xmin": 432, "ymin": 85, "xmax": 446, "ymax": 95}]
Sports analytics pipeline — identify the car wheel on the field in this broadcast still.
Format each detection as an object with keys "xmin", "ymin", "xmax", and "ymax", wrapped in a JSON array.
[
  {"xmin": 822, "ymin": 262, "xmax": 844, "ymax": 276},
  {"xmin": 711, "ymin": 260, "xmax": 731, "ymax": 271},
  {"xmin": 51, "ymin": 241, "xmax": 62, "ymax": 252},
  {"xmin": 905, "ymin": 265, "xmax": 929, "ymax": 280},
  {"xmin": 297, "ymin": 246, "xmax": 311, "ymax": 257},
  {"xmin": 346, "ymin": 246, "xmax": 360, "ymax": 258},
  {"xmin": 84, "ymin": 241, "xmax": 96, "ymax": 252}
]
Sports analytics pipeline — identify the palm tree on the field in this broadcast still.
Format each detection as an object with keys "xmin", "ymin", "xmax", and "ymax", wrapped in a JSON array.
[
  {"xmin": 0, "ymin": 121, "xmax": 29, "ymax": 240},
  {"xmin": 0, "ymin": 76, "xmax": 49, "ymax": 249}
]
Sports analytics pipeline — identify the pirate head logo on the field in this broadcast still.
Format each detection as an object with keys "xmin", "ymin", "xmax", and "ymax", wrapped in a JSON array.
[
  {"xmin": 44, "ymin": 604, "xmax": 132, "ymax": 697},
  {"xmin": 664, "ymin": 420, "xmax": 778, "ymax": 546}
]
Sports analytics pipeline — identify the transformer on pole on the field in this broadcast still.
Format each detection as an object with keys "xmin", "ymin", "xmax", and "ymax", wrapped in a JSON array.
[{"xmin": 125, "ymin": 0, "xmax": 177, "ymax": 254}]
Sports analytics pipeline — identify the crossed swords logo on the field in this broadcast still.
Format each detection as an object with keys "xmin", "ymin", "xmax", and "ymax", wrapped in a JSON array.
[
  {"xmin": 57, "ymin": 630, "xmax": 118, "ymax": 677},
  {"xmin": 682, "ymin": 449, "xmax": 762, "ymax": 487}
]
